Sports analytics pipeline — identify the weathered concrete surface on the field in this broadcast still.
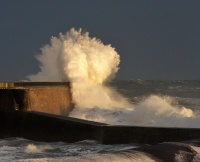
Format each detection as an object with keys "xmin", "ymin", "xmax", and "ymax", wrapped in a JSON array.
[
  {"xmin": 0, "ymin": 111, "xmax": 105, "ymax": 143},
  {"xmin": 100, "ymin": 125, "xmax": 200, "ymax": 144},
  {"xmin": 0, "ymin": 82, "xmax": 70, "ymax": 88},
  {"xmin": 1, "ymin": 82, "xmax": 200, "ymax": 144},
  {"xmin": 1, "ymin": 110, "xmax": 200, "ymax": 144},
  {"xmin": 0, "ymin": 82, "xmax": 74, "ymax": 115}
]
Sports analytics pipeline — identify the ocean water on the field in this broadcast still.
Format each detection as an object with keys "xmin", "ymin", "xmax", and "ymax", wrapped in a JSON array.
[
  {"xmin": 13, "ymin": 29, "xmax": 200, "ymax": 161},
  {"xmin": 112, "ymin": 80, "xmax": 200, "ymax": 111},
  {"xmin": 27, "ymin": 29, "xmax": 200, "ymax": 127},
  {"xmin": 69, "ymin": 80, "xmax": 200, "ymax": 127},
  {"xmin": 1, "ymin": 80, "xmax": 200, "ymax": 162}
]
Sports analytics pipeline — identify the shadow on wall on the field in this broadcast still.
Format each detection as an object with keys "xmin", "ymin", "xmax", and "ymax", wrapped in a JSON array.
[{"xmin": 0, "ymin": 82, "xmax": 74, "ymax": 116}]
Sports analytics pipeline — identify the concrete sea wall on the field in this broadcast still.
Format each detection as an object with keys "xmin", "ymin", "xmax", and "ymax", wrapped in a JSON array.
[
  {"xmin": 0, "ymin": 82, "xmax": 74, "ymax": 115},
  {"xmin": 1, "ymin": 82, "xmax": 200, "ymax": 144}
]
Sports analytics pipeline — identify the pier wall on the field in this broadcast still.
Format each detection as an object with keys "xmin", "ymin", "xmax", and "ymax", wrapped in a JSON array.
[
  {"xmin": 0, "ymin": 82, "xmax": 74, "ymax": 115},
  {"xmin": 1, "ymin": 82, "xmax": 200, "ymax": 144}
]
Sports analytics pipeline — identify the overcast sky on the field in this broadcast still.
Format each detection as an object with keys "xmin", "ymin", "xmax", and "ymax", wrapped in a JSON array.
[{"xmin": 1, "ymin": 0, "xmax": 200, "ymax": 81}]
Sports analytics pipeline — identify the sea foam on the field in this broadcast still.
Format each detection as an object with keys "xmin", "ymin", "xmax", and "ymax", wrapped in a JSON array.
[{"xmin": 28, "ymin": 28, "xmax": 198, "ymax": 127}]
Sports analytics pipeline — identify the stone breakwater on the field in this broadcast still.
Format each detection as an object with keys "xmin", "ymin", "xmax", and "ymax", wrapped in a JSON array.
[{"xmin": 1, "ymin": 82, "xmax": 200, "ymax": 145}]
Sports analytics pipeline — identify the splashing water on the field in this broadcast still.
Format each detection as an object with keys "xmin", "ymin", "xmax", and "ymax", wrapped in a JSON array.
[
  {"xmin": 28, "ymin": 28, "xmax": 131, "ymax": 109},
  {"xmin": 28, "ymin": 28, "xmax": 197, "ymax": 127},
  {"xmin": 25, "ymin": 144, "xmax": 40, "ymax": 154},
  {"xmin": 69, "ymin": 95, "xmax": 195, "ymax": 126}
]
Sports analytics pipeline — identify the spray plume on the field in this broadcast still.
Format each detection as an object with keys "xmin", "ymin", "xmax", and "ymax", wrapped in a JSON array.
[
  {"xmin": 28, "ymin": 28, "xmax": 131, "ymax": 109},
  {"xmin": 28, "ymin": 28, "xmax": 198, "ymax": 127}
]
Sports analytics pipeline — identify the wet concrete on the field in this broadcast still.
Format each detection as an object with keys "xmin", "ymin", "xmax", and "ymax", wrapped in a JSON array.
[
  {"xmin": 1, "ymin": 110, "xmax": 200, "ymax": 144},
  {"xmin": 0, "ymin": 82, "xmax": 74, "ymax": 115},
  {"xmin": 1, "ymin": 82, "xmax": 200, "ymax": 144}
]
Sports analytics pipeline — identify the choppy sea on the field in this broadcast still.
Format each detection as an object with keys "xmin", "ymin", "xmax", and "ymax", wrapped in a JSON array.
[{"xmin": 1, "ymin": 80, "xmax": 200, "ymax": 162}]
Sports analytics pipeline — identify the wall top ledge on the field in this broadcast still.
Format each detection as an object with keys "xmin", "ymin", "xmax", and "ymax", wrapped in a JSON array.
[{"xmin": 0, "ymin": 82, "xmax": 70, "ymax": 89}]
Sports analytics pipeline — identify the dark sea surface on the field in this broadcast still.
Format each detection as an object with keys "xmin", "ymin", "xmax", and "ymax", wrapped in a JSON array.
[
  {"xmin": 111, "ymin": 80, "xmax": 200, "ymax": 110},
  {"xmin": 1, "ymin": 80, "xmax": 200, "ymax": 162}
]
